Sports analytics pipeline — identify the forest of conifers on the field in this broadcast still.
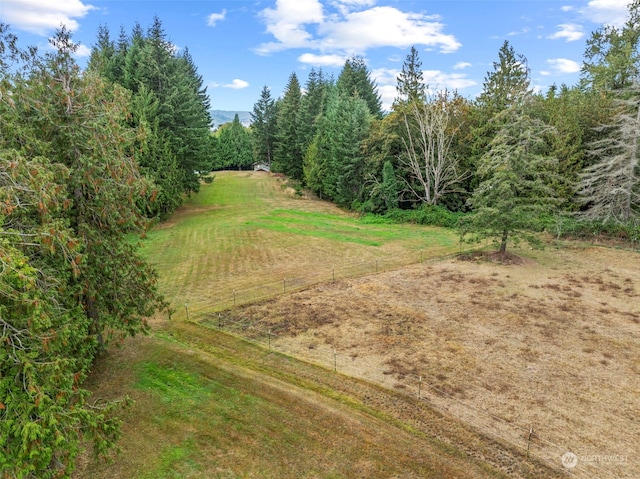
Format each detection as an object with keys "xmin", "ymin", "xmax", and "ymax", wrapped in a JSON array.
[{"xmin": 1, "ymin": 0, "xmax": 640, "ymax": 476}]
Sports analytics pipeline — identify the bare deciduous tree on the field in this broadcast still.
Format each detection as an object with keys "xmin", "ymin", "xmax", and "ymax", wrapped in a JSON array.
[{"xmin": 399, "ymin": 95, "xmax": 468, "ymax": 205}]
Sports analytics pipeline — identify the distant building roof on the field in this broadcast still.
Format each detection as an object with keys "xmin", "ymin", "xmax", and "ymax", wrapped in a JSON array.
[{"xmin": 253, "ymin": 162, "xmax": 270, "ymax": 172}]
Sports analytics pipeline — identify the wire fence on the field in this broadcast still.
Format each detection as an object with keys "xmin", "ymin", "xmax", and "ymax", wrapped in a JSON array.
[
  {"xmin": 175, "ymin": 249, "xmax": 465, "ymax": 318},
  {"xmin": 196, "ymin": 313, "xmax": 629, "ymax": 479},
  {"xmin": 169, "ymin": 249, "xmax": 631, "ymax": 479}
]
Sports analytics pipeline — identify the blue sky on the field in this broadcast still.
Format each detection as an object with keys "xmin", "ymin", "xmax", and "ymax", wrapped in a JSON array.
[{"xmin": 0, "ymin": 0, "xmax": 632, "ymax": 111}]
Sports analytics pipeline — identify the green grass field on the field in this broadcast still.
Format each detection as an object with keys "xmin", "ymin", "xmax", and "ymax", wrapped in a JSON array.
[
  {"xmin": 140, "ymin": 171, "xmax": 460, "ymax": 317},
  {"xmin": 74, "ymin": 172, "xmax": 561, "ymax": 479}
]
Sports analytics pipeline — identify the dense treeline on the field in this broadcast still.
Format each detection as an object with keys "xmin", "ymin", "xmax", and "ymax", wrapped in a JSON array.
[
  {"xmin": 2, "ymin": 2, "xmax": 640, "ymax": 477},
  {"xmin": 0, "ymin": 17, "xmax": 213, "ymax": 478},
  {"xmin": 88, "ymin": 17, "xmax": 213, "ymax": 218},
  {"xmin": 252, "ymin": 1, "xmax": 640, "ymax": 251}
]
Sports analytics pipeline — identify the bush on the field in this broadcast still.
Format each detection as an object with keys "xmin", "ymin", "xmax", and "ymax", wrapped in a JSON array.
[
  {"xmin": 540, "ymin": 213, "xmax": 640, "ymax": 243},
  {"xmin": 383, "ymin": 204, "xmax": 464, "ymax": 228}
]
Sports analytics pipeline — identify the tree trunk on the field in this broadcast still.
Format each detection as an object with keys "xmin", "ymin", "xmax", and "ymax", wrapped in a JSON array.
[{"xmin": 499, "ymin": 229, "xmax": 508, "ymax": 254}]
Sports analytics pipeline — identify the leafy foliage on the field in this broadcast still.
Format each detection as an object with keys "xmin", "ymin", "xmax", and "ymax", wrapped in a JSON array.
[
  {"xmin": 0, "ymin": 24, "xmax": 164, "ymax": 478},
  {"xmin": 460, "ymin": 106, "xmax": 558, "ymax": 253},
  {"xmin": 337, "ymin": 55, "xmax": 383, "ymax": 118},
  {"xmin": 304, "ymin": 88, "xmax": 372, "ymax": 207},
  {"xmin": 250, "ymin": 85, "xmax": 277, "ymax": 167},
  {"xmin": 212, "ymin": 115, "xmax": 253, "ymax": 170},
  {"xmin": 273, "ymin": 73, "xmax": 303, "ymax": 179},
  {"xmin": 578, "ymin": 84, "xmax": 640, "ymax": 222},
  {"xmin": 581, "ymin": 0, "xmax": 640, "ymax": 91},
  {"xmin": 88, "ymin": 18, "xmax": 212, "ymax": 218}
]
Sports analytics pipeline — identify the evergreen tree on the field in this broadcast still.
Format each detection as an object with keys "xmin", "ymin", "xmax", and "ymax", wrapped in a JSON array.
[
  {"xmin": 380, "ymin": 160, "xmax": 400, "ymax": 210},
  {"xmin": 309, "ymin": 88, "xmax": 372, "ymax": 207},
  {"xmin": 581, "ymin": 0, "xmax": 640, "ymax": 91},
  {"xmin": 212, "ymin": 114, "xmax": 253, "ymax": 170},
  {"xmin": 578, "ymin": 83, "xmax": 640, "ymax": 222},
  {"xmin": 360, "ymin": 111, "xmax": 406, "ymax": 212},
  {"xmin": 0, "ymin": 25, "xmax": 165, "ymax": 478},
  {"xmin": 337, "ymin": 55, "xmax": 383, "ymax": 118},
  {"xmin": 250, "ymin": 85, "xmax": 277, "ymax": 166},
  {"xmin": 461, "ymin": 105, "xmax": 558, "ymax": 254},
  {"xmin": 89, "ymin": 17, "xmax": 212, "ymax": 217},
  {"xmin": 273, "ymin": 72, "xmax": 303, "ymax": 179},
  {"xmin": 476, "ymin": 40, "xmax": 531, "ymax": 113},
  {"xmin": 298, "ymin": 68, "xmax": 331, "ymax": 159},
  {"xmin": 531, "ymin": 85, "xmax": 612, "ymax": 210},
  {"xmin": 395, "ymin": 45, "xmax": 426, "ymax": 106}
]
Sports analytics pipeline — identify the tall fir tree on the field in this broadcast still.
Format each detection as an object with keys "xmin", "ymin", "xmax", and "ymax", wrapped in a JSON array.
[
  {"xmin": 461, "ymin": 105, "xmax": 558, "ymax": 254},
  {"xmin": 394, "ymin": 45, "xmax": 426, "ymax": 106},
  {"xmin": 298, "ymin": 68, "xmax": 331, "ymax": 160},
  {"xmin": 476, "ymin": 40, "xmax": 532, "ymax": 114},
  {"xmin": 273, "ymin": 72, "xmax": 303, "ymax": 179},
  {"xmin": 337, "ymin": 55, "xmax": 383, "ymax": 118},
  {"xmin": 250, "ymin": 85, "xmax": 277, "ymax": 167},
  {"xmin": 89, "ymin": 17, "xmax": 212, "ymax": 218},
  {"xmin": 306, "ymin": 87, "xmax": 372, "ymax": 207}
]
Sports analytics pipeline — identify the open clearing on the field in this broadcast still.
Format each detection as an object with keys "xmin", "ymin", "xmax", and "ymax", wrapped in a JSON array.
[
  {"xmin": 225, "ymin": 245, "xmax": 640, "ymax": 478},
  {"xmin": 78, "ymin": 171, "xmax": 638, "ymax": 478}
]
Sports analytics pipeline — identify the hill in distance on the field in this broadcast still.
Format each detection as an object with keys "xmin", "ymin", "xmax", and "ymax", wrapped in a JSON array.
[{"xmin": 210, "ymin": 110, "xmax": 251, "ymax": 129}]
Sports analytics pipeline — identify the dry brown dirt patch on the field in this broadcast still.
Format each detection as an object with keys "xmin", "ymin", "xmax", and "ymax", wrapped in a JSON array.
[{"xmin": 224, "ymin": 245, "xmax": 640, "ymax": 479}]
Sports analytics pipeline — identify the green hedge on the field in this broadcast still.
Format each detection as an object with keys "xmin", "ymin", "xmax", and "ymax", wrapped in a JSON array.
[{"xmin": 378, "ymin": 205, "xmax": 464, "ymax": 228}]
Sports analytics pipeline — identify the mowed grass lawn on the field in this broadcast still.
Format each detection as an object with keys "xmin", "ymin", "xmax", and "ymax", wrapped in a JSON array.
[
  {"xmin": 141, "ymin": 171, "xmax": 460, "ymax": 317},
  {"xmin": 74, "ymin": 171, "xmax": 556, "ymax": 479}
]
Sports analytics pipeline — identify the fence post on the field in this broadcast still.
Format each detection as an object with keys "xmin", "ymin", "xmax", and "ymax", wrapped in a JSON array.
[
  {"xmin": 184, "ymin": 302, "xmax": 189, "ymax": 321},
  {"xmin": 283, "ymin": 278, "xmax": 286, "ymax": 293},
  {"xmin": 333, "ymin": 349, "xmax": 337, "ymax": 372},
  {"xmin": 268, "ymin": 329, "xmax": 271, "ymax": 351},
  {"xmin": 233, "ymin": 290, "xmax": 236, "ymax": 306},
  {"xmin": 527, "ymin": 426, "xmax": 533, "ymax": 457},
  {"xmin": 418, "ymin": 376, "xmax": 422, "ymax": 399},
  {"xmin": 332, "ymin": 266, "xmax": 335, "ymax": 281}
]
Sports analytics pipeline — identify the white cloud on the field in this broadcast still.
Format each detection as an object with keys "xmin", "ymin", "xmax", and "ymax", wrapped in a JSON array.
[
  {"xmin": 507, "ymin": 27, "xmax": 531, "ymax": 37},
  {"xmin": 547, "ymin": 23, "xmax": 584, "ymax": 42},
  {"xmin": 256, "ymin": 2, "xmax": 460, "ymax": 56},
  {"xmin": 377, "ymin": 83, "xmax": 397, "ymax": 112},
  {"xmin": 207, "ymin": 9, "xmax": 227, "ymax": 27},
  {"xmin": 422, "ymin": 70, "xmax": 477, "ymax": 90},
  {"xmin": 540, "ymin": 70, "xmax": 552, "ymax": 76},
  {"xmin": 546, "ymin": 58, "xmax": 581, "ymax": 73},
  {"xmin": 0, "ymin": 0, "xmax": 95, "ymax": 35},
  {"xmin": 74, "ymin": 43, "xmax": 91, "ymax": 57},
  {"xmin": 256, "ymin": 0, "xmax": 324, "ymax": 53},
  {"xmin": 561, "ymin": 6, "xmax": 574, "ymax": 12},
  {"xmin": 226, "ymin": 79, "xmax": 250, "ymax": 89},
  {"xmin": 371, "ymin": 67, "xmax": 399, "ymax": 86},
  {"xmin": 581, "ymin": 0, "xmax": 629, "ymax": 26},
  {"xmin": 371, "ymin": 67, "xmax": 476, "ymax": 111},
  {"xmin": 453, "ymin": 62, "xmax": 472, "ymax": 70},
  {"xmin": 209, "ymin": 79, "xmax": 249, "ymax": 89},
  {"xmin": 319, "ymin": 6, "xmax": 459, "ymax": 54},
  {"xmin": 298, "ymin": 52, "xmax": 346, "ymax": 66}
]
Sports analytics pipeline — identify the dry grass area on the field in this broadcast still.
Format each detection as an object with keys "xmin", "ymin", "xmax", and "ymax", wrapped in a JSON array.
[{"xmin": 225, "ymin": 245, "xmax": 640, "ymax": 479}]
